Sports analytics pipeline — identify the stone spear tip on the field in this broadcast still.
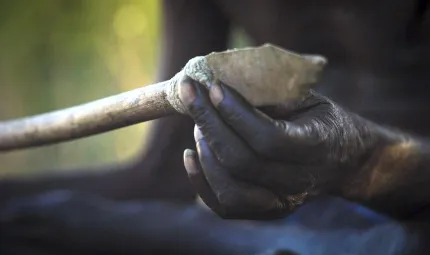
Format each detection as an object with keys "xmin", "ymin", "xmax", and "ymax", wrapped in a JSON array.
[{"xmin": 167, "ymin": 43, "xmax": 328, "ymax": 114}]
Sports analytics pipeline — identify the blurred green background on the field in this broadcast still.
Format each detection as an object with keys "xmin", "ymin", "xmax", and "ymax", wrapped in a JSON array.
[
  {"xmin": 0, "ymin": 0, "xmax": 161, "ymax": 177},
  {"xmin": 0, "ymin": 0, "xmax": 252, "ymax": 178}
]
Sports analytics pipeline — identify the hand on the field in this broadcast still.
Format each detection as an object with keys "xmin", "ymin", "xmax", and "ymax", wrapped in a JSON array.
[{"xmin": 178, "ymin": 77, "xmax": 397, "ymax": 220}]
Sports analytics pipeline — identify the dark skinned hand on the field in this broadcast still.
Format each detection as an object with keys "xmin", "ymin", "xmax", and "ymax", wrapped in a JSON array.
[{"xmin": 178, "ymin": 77, "xmax": 395, "ymax": 220}]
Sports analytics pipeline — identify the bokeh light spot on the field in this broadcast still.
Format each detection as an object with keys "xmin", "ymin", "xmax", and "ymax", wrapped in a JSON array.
[{"xmin": 113, "ymin": 4, "xmax": 147, "ymax": 40}]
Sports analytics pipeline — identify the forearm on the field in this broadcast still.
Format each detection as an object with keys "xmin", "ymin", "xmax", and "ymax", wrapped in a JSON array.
[{"xmin": 341, "ymin": 121, "xmax": 430, "ymax": 218}]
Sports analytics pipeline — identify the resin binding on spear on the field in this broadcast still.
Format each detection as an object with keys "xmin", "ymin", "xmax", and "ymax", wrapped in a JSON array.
[{"xmin": 0, "ymin": 44, "xmax": 327, "ymax": 152}]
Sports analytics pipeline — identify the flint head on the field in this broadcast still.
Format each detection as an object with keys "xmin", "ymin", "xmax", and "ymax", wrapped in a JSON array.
[{"xmin": 183, "ymin": 43, "xmax": 327, "ymax": 106}]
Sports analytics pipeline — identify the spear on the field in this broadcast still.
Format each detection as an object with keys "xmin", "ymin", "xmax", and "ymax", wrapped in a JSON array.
[{"xmin": 0, "ymin": 44, "xmax": 326, "ymax": 152}]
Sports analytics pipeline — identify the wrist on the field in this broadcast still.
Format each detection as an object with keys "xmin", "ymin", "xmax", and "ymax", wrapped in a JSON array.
[{"xmin": 339, "ymin": 118, "xmax": 430, "ymax": 217}]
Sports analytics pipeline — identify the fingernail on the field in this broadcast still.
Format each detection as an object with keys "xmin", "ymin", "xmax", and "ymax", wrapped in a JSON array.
[
  {"xmin": 194, "ymin": 125, "xmax": 203, "ymax": 141},
  {"xmin": 209, "ymin": 83, "xmax": 224, "ymax": 106},
  {"xmin": 183, "ymin": 149, "xmax": 199, "ymax": 175},
  {"xmin": 178, "ymin": 80, "xmax": 197, "ymax": 106}
]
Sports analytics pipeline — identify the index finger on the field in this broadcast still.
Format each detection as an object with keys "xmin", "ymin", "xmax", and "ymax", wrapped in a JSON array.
[{"xmin": 178, "ymin": 76, "xmax": 257, "ymax": 170}]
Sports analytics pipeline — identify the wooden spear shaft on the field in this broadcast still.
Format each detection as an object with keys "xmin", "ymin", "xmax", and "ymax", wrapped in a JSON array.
[{"xmin": 0, "ymin": 81, "xmax": 177, "ymax": 151}]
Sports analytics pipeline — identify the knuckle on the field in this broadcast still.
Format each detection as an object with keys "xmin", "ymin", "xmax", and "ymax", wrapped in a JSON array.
[
  {"xmin": 225, "ymin": 109, "xmax": 245, "ymax": 123},
  {"xmin": 192, "ymin": 107, "xmax": 210, "ymax": 123},
  {"xmin": 288, "ymin": 121, "xmax": 322, "ymax": 147},
  {"xmin": 306, "ymin": 120, "xmax": 326, "ymax": 143}
]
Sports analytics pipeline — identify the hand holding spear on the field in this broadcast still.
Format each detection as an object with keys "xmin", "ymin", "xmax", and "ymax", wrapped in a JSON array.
[{"xmin": 0, "ymin": 44, "xmax": 326, "ymax": 152}]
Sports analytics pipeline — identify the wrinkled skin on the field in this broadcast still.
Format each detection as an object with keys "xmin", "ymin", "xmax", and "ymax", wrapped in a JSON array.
[
  {"xmin": 179, "ymin": 77, "xmax": 430, "ymax": 220},
  {"xmin": 1, "ymin": 190, "xmax": 427, "ymax": 255}
]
